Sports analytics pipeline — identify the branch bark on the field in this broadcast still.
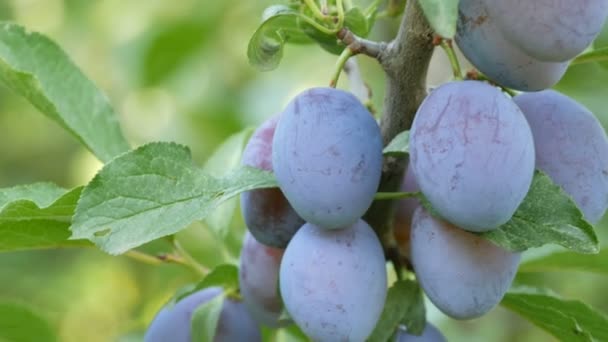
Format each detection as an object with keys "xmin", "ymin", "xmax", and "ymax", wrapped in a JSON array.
[{"xmin": 363, "ymin": 0, "xmax": 435, "ymax": 248}]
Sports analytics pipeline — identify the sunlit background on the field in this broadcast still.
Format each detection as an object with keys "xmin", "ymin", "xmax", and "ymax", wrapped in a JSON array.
[{"xmin": 0, "ymin": 1, "xmax": 607, "ymax": 341}]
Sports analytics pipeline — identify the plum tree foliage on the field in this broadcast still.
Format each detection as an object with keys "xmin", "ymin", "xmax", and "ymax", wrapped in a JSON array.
[{"xmin": 1, "ymin": 0, "xmax": 608, "ymax": 341}]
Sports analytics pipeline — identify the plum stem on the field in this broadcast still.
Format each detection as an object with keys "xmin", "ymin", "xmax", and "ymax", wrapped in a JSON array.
[
  {"xmin": 329, "ymin": 47, "xmax": 354, "ymax": 88},
  {"xmin": 363, "ymin": 0, "xmax": 434, "ymax": 257},
  {"xmin": 438, "ymin": 38, "xmax": 463, "ymax": 80}
]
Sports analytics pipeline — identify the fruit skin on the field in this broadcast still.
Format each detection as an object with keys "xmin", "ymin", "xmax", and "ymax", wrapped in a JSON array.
[
  {"xmin": 514, "ymin": 90, "xmax": 608, "ymax": 224},
  {"xmin": 279, "ymin": 219, "xmax": 387, "ymax": 341},
  {"xmin": 239, "ymin": 231, "xmax": 286, "ymax": 327},
  {"xmin": 272, "ymin": 87, "xmax": 383, "ymax": 230},
  {"xmin": 411, "ymin": 207, "xmax": 521, "ymax": 320},
  {"xmin": 488, "ymin": 0, "xmax": 608, "ymax": 62},
  {"xmin": 409, "ymin": 81, "xmax": 535, "ymax": 232},
  {"xmin": 456, "ymin": 0, "xmax": 568, "ymax": 91},
  {"xmin": 241, "ymin": 115, "xmax": 304, "ymax": 248},
  {"xmin": 144, "ymin": 287, "xmax": 261, "ymax": 342},
  {"xmin": 394, "ymin": 323, "xmax": 447, "ymax": 342}
]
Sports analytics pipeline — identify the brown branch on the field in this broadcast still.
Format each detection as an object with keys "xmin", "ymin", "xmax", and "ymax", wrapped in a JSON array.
[
  {"xmin": 363, "ymin": 0, "xmax": 435, "ymax": 249},
  {"xmin": 337, "ymin": 28, "xmax": 387, "ymax": 58}
]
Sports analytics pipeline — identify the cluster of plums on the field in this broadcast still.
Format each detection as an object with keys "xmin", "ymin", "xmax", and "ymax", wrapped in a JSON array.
[{"xmin": 143, "ymin": 0, "xmax": 608, "ymax": 340}]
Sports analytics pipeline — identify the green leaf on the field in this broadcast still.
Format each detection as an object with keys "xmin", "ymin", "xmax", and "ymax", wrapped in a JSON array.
[
  {"xmin": 0, "ymin": 301, "xmax": 57, "ymax": 342},
  {"xmin": 178, "ymin": 264, "xmax": 239, "ymax": 303},
  {"xmin": 0, "ymin": 22, "xmax": 129, "ymax": 162},
  {"xmin": 70, "ymin": 142, "xmax": 278, "ymax": 255},
  {"xmin": 247, "ymin": 5, "xmax": 313, "ymax": 71},
  {"xmin": 344, "ymin": 8, "xmax": 370, "ymax": 37},
  {"xmin": 0, "ymin": 183, "xmax": 89, "ymax": 252},
  {"xmin": 502, "ymin": 288, "xmax": 608, "ymax": 342},
  {"xmin": 418, "ymin": 0, "xmax": 459, "ymax": 38},
  {"xmin": 481, "ymin": 171, "xmax": 599, "ymax": 254},
  {"xmin": 368, "ymin": 280, "xmax": 426, "ymax": 342},
  {"xmin": 191, "ymin": 293, "xmax": 225, "ymax": 342},
  {"xmin": 203, "ymin": 128, "xmax": 254, "ymax": 238},
  {"xmin": 383, "ymin": 130, "xmax": 410, "ymax": 157},
  {"xmin": 571, "ymin": 47, "xmax": 608, "ymax": 66},
  {"xmin": 519, "ymin": 248, "xmax": 608, "ymax": 275}
]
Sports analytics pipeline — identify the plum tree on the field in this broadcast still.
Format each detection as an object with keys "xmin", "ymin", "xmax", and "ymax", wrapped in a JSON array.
[
  {"xmin": 411, "ymin": 207, "xmax": 521, "ymax": 319},
  {"xmin": 238, "ymin": 231, "xmax": 286, "ymax": 327},
  {"xmin": 279, "ymin": 219, "xmax": 387, "ymax": 341},
  {"xmin": 488, "ymin": 0, "xmax": 608, "ymax": 62},
  {"xmin": 144, "ymin": 287, "xmax": 261, "ymax": 342},
  {"xmin": 272, "ymin": 87, "xmax": 383, "ymax": 230},
  {"xmin": 393, "ymin": 166, "xmax": 420, "ymax": 257},
  {"xmin": 514, "ymin": 90, "xmax": 608, "ymax": 224},
  {"xmin": 241, "ymin": 115, "xmax": 304, "ymax": 248},
  {"xmin": 394, "ymin": 323, "xmax": 447, "ymax": 342},
  {"xmin": 456, "ymin": 0, "xmax": 569, "ymax": 91},
  {"xmin": 409, "ymin": 80, "xmax": 535, "ymax": 232}
]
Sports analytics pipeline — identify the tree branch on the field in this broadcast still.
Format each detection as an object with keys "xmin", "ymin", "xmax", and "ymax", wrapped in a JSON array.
[{"xmin": 363, "ymin": 0, "xmax": 435, "ymax": 248}]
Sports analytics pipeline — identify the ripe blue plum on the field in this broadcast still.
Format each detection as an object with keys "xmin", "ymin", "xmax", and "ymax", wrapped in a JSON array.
[
  {"xmin": 514, "ymin": 90, "xmax": 608, "ymax": 224},
  {"xmin": 241, "ymin": 115, "xmax": 304, "ymax": 247},
  {"xmin": 394, "ymin": 323, "xmax": 447, "ymax": 342},
  {"xmin": 411, "ymin": 207, "xmax": 521, "ymax": 320},
  {"xmin": 488, "ymin": 0, "xmax": 608, "ymax": 62},
  {"xmin": 144, "ymin": 287, "xmax": 261, "ymax": 342},
  {"xmin": 456, "ymin": 0, "xmax": 569, "ymax": 91},
  {"xmin": 239, "ymin": 231, "xmax": 286, "ymax": 327},
  {"xmin": 272, "ymin": 87, "xmax": 383, "ymax": 229},
  {"xmin": 280, "ymin": 219, "xmax": 387, "ymax": 341},
  {"xmin": 393, "ymin": 165, "xmax": 420, "ymax": 257},
  {"xmin": 409, "ymin": 81, "xmax": 535, "ymax": 232}
]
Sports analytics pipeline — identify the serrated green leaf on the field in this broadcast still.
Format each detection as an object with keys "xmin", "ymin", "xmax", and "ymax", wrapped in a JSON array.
[
  {"xmin": 0, "ymin": 301, "xmax": 57, "ymax": 342},
  {"xmin": 383, "ymin": 130, "xmax": 410, "ymax": 157},
  {"xmin": 571, "ymin": 47, "xmax": 608, "ymax": 65},
  {"xmin": 191, "ymin": 293, "xmax": 225, "ymax": 342},
  {"xmin": 0, "ymin": 22, "xmax": 129, "ymax": 162},
  {"xmin": 0, "ymin": 183, "xmax": 89, "ymax": 252},
  {"xmin": 368, "ymin": 280, "xmax": 426, "ymax": 342},
  {"xmin": 178, "ymin": 264, "xmax": 239, "ymax": 303},
  {"xmin": 519, "ymin": 248, "xmax": 608, "ymax": 275},
  {"xmin": 247, "ymin": 5, "xmax": 313, "ymax": 71},
  {"xmin": 418, "ymin": 0, "xmax": 459, "ymax": 38},
  {"xmin": 481, "ymin": 171, "xmax": 599, "ymax": 254},
  {"xmin": 203, "ymin": 128, "xmax": 254, "ymax": 238},
  {"xmin": 70, "ymin": 142, "xmax": 278, "ymax": 255},
  {"xmin": 502, "ymin": 288, "xmax": 608, "ymax": 342},
  {"xmin": 344, "ymin": 8, "xmax": 369, "ymax": 37}
]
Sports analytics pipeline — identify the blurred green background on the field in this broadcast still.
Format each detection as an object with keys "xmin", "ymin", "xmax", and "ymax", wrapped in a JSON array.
[{"xmin": 0, "ymin": 1, "xmax": 607, "ymax": 341}]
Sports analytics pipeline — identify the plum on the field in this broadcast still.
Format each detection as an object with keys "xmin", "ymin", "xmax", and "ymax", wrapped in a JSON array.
[
  {"xmin": 144, "ymin": 287, "xmax": 261, "ymax": 342},
  {"xmin": 241, "ymin": 115, "xmax": 304, "ymax": 248},
  {"xmin": 456, "ymin": 0, "xmax": 569, "ymax": 91},
  {"xmin": 488, "ymin": 0, "xmax": 608, "ymax": 62},
  {"xmin": 514, "ymin": 90, "xmax": 608, "ymax": 223},
  {"xmin": 272, "ymin": 87, "xmax": 383, "ymax": 229},
  {"xmin": 409, "ymin": 80, "xmax": 535, "ymax": 232},
  {"xmin": 411, "ymin": 207, "xmax": 521, "ymax": 320},
  {"xmin": 239, "ymin": 231, "xmax": 286, "ymax": 327},
  {"xmin": 279, "ymin": 219, "xmax": 387, "ymax": 341}
]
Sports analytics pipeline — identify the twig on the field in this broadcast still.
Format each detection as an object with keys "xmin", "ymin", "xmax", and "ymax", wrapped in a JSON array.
[
  {"xmin": 337, "ymin": 28, "xmax": 387, "ymax": 58},
  {"xmin": 363, "ymin": 0, "xmax": 435, "ymax": 249}
]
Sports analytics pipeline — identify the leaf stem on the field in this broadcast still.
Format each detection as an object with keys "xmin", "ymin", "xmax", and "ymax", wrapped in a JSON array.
[
  {"xmin": 336, "ymin": 0, "xmax": 346, "ymax": 28},
  {"xmin": 303, "ymin": 0, "xmax": 327, "ymax": 20},
  {"xmin": 330, "ymin": 47, "xmax": 354, "ymax": 87},
  {"xmin": 374, "ymin": 191, "xmax": 420, "ymax": 200},
  {"xmin": 300, "ymin": 13, "xmax": 337, "ymax": 35},
  {"xmin": 173, "ymin": 239, "xmax": 209, "ymax": 276}
]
